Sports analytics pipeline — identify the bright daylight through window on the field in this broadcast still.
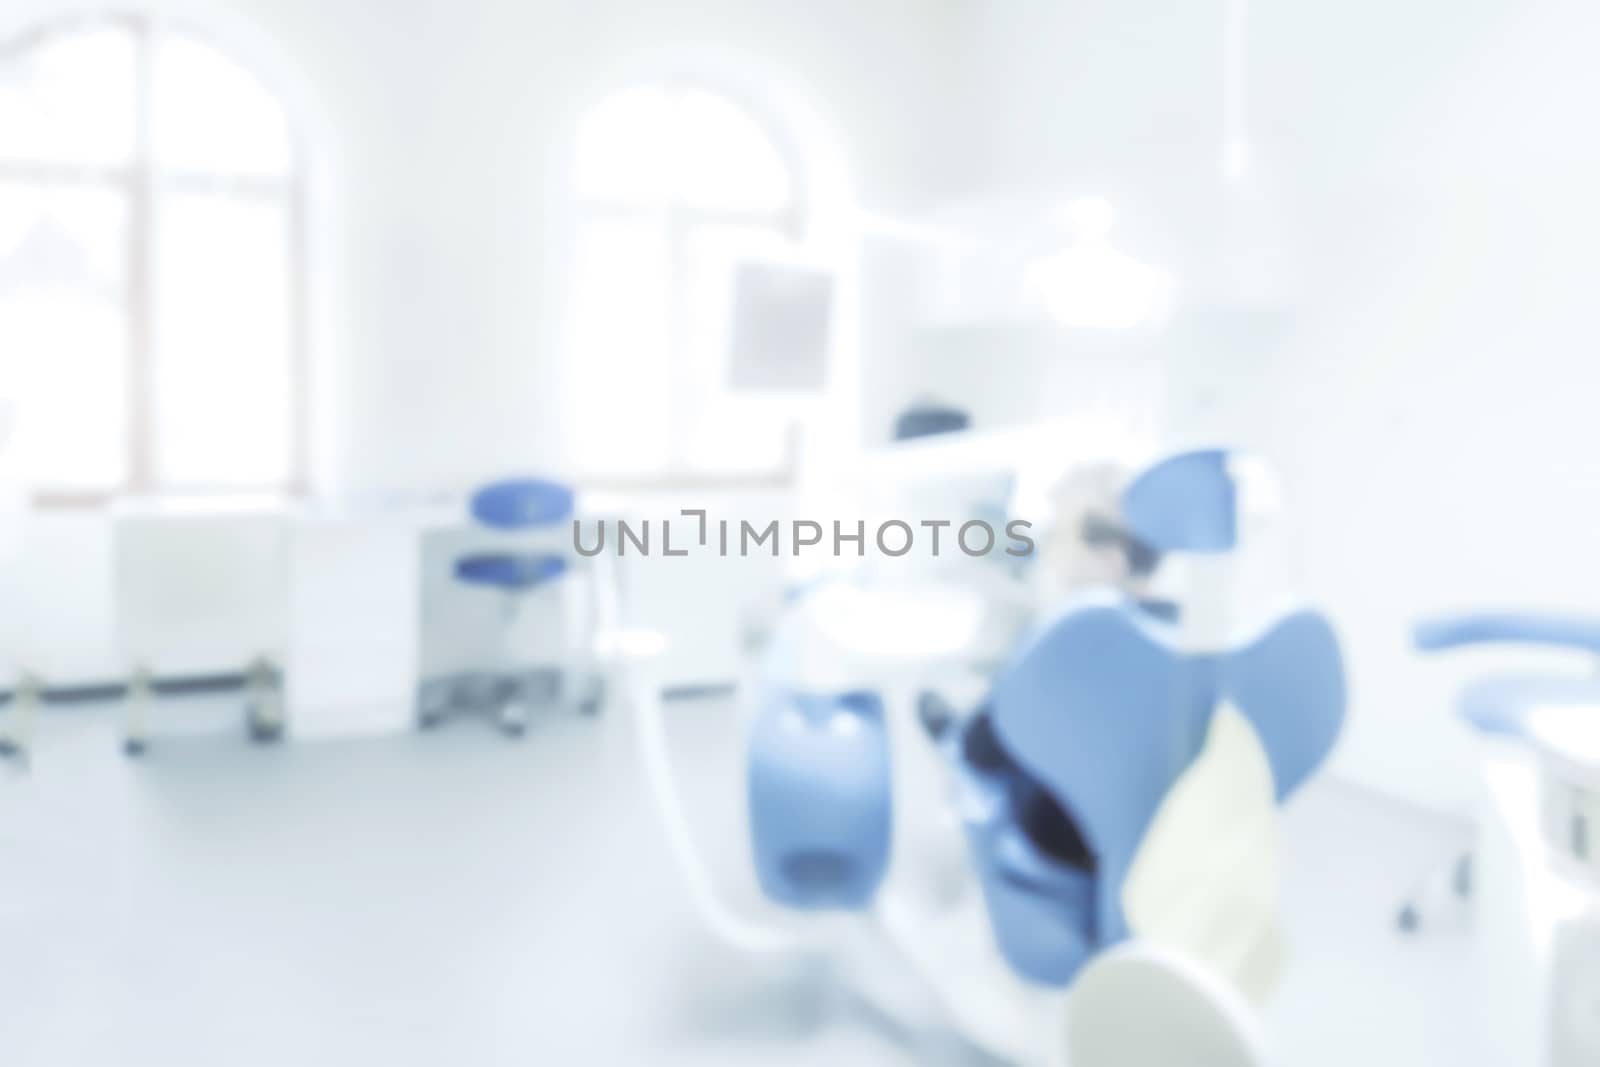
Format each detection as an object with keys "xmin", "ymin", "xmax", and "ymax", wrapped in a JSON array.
[{"xmin": 0, "ymin": 15, "xmax": 303, "ymax": 497}]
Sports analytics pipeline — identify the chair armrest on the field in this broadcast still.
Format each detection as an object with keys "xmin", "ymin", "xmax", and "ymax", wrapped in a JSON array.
[
  {"xmin": 1413, "ymin": 613, "xmax": 1600, "ymax": 656},
  {"xmin": 1065, "ymin": 942, "xmax": 1268, "ymax": 1067}
]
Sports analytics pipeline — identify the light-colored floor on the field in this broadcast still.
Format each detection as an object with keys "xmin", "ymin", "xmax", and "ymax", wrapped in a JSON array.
[{"xmin": 0, "ymin": 694, "xmax": 1495, "ymax": 1066}]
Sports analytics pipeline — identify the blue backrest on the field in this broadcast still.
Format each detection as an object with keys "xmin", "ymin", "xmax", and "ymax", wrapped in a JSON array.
[
  {"xmin": 1121, "ymin": 449, "xmax": 1237, "ymax": 553},
  {"xmin": 469, "ymin": 478, "xmax": 574, "ymax": 529},
  {"xmin": 1223, "ymin": 611, "xmax": 1346, "ymax": 800},
  {"xmin": 965, "ymin": 596, "xmax": 1345, "ymax": 986}
]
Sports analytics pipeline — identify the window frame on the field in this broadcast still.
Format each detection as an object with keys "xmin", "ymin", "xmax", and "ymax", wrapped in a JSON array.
[
  {"xmin": 0, "ymin": 12, "xmax": 309, "ymax": 507},
  {"xmin": 570, "ymin": 78, "xmax": 809, "ymax": 481}
]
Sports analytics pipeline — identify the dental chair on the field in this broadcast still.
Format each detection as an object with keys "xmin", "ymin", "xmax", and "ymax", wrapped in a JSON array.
[
  {"xmin": 433, "ymin": 477, "xmax": 596, "ymax": 736},
  {"xmin": 954, "ymin": 594, "xmax": 1343, "ymax": 992},
  {"xmin": 642, "ymin": 449, "xmax": 1347, "ymax": 1065},
  {"xmin": 939, "ymin": 450, "xmax": 1344, "ymax": 1031},
  {"xmin": 1398, "ymin": 613, "xmax": 1600, "ymax": 930}
]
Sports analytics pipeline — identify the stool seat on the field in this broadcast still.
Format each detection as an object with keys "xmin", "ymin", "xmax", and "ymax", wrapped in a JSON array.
[
  {"xmin": 1457, "ymin": 674, "xmax": 1600, "ymax": 737},
  {"xmin": 454, "ymin": 552, "xmax": 568, "ymax": 591}
]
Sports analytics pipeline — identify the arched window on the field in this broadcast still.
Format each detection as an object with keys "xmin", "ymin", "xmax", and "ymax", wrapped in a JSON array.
[
  {"xmin": 569, "ymin": 82, "xmax": 805, "ymax": 477},
  {"xmin": 0, "ymin": 14, "xmax": 304, "ymax": 499}
]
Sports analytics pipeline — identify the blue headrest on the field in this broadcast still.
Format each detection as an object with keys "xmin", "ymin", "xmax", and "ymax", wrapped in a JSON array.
[
  {"xmin": 469, "ymin": 478, "xmax": 574, "ymax": 529},
  {"xmin": 1121, "ymin": 450, "xmax": 1236, "ymax": 553}
]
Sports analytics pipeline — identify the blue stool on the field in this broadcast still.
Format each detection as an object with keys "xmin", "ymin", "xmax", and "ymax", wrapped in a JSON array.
[
  {"xmin": 432, "ymin": 478, "xmax": 586, "ymax": 737},
  {"xmin": 1398, "ymin": 612, "xmax": 1600, "ymax": 930}
]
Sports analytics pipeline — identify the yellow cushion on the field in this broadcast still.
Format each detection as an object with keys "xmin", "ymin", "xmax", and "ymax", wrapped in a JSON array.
[{"xmin": 1120, "ymin": 703, "xmax": 1285, "ymax": 1003}]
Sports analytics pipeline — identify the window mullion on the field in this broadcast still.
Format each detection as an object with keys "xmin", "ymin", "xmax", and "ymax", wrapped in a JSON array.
[
  {"xmin": 664, "ymin": 206, "xmax": 691, "ymax": 470},
  {"xmin": 159, "ymin": 171, "xmax": 293, "ymax": 199},
  {"xmin": 579, "ymin": 199, "xmax": 787, "ymax": 229},
  {"xmin": 287, "ymin": 174, "xmax": 309, "ymax": 495},
  {"xmin": 0, "ymin": 161, "xmax": 133, "ymax": 186},
  {"xmin": 126, "ymin": 15, "xmax": 158, "ymax": 494}
]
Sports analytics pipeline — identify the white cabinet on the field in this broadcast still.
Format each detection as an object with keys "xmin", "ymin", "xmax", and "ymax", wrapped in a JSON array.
[{"xmin": 285, "ymin": 515, "xmax": 421, "ymax": 740}]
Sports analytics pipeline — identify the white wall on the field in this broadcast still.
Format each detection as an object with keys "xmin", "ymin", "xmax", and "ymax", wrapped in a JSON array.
[
  {"xmin": 0, "ymin": 512, "xmax": 115, "ymax": 683},
  {"xmin": 955, "ymin": 0, "xmax": 1600, "ymax": 810},
  {"xmin": 1254, "ymin": 1, "xmax": 1600, "ymax": 810}
]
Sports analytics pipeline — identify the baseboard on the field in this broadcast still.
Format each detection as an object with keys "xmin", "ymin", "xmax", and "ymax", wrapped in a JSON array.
[
  {"xmin": 0, "ymin": 671, "xmax": 249, "ymax": 707},
  {"xmin": 661, "ymin": 681, "xmax": 737, "ymax": 701},
  {"xmin": 5, "ymin": 672, "xmax": 728, "ymax": 709}
]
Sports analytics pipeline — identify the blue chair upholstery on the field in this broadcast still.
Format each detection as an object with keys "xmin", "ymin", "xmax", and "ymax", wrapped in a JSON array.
[
  {"xmin": 962, "ymin": 596, "xmax": 1345, "ymax": 986},
  {"xmin": 1414, "ymin": 612, "xmax": 1600, "ymax": 737},
  {"xmin": 1400, "ymin": 613, "xmax": 1600, "ymax": 931},
  {"xmin": 469, "ymin": 478, "xmax": 574, "ymax": 529},
  {"xmin": 747, "ymin": 689, "xmax": 892, "ymax": 909},
  {"xmin": 454, "ymin": 553, "xmax": 568, "ymax": 591},
  {"xmin": 1415, "ymin": 612, "xmax": 1600, "ymax": 658},
  {"xmin": 455, "ymin": 478, "xmax": 574, "ymax": 591},
  {"xmin": 1455, "ymin": 676, "xmax": 1600, "ymax": 737},
  {"xmin": 438, "ymin": 477, "xmax": 581, "ymax": 734},
  {"xmin": 980, "ymin": 603, "xmax": 1205, "ymax": 968},
  {"xmin": 952, "ymin": 710, "xmax": 1103, "ymax": 983},
  {"xmin": 743, "ymin": 449, "xmax": 1346, "ymax": 988},
  {"xmin": 960, "ymin": 798, "xmax": 1097, "ymax": 982},
  {"xmin": 1223, "ymin": 611, "xmax": 1346, "ymax": 799},
  {"xmin": 1121, "ymin": 449, "xmax": 1237, "ymax": 553}
]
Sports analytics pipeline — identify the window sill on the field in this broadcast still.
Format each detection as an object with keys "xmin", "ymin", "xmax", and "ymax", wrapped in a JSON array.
[
  {"xmin": 30, "ymin": 487, "xmax": 308, "ymax": 512},
  {"xmin": 574, "ymin": 467, "xmax": 795, "ymax": 494}
]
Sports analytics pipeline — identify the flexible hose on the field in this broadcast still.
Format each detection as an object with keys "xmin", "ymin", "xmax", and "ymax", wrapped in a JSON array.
[{"xmin": 629, "ymin": 671, "xmax": 813, "ymax": 954}]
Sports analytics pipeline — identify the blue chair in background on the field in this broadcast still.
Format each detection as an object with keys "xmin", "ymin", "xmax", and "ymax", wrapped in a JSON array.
[
  {"xmin": 428, "ymin": 477, "xmax": 592, "ymax": 737},
  {"xmin": 1398, "ymin": 612, "xmax": 1600, "ymax": 929},
  {"xmin": 1414, "ymin": 614, "xmax": 1600, "ymax": 737}
]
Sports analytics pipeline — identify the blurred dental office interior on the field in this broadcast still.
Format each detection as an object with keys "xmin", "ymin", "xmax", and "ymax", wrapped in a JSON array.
[{"xmin": 3, "ymin": 1, "xmax": 1600, "ymax": 1065}]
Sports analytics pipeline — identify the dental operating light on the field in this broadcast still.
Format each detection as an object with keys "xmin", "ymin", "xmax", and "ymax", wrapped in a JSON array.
[{"xmin": 1025, "ymin": 197, "xmax": 1174, "ymax": 331}]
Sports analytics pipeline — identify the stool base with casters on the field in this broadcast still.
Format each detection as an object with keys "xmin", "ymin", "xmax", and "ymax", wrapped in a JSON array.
[
  {"xmin": 121, "ymin": 658, "xmax": 285, "ymax": 757},
  {"xmin": 417, "ymin": 667, "xmax": 563, "ymax": 738},
  {"xmin": 1396, "ymin": 848, "xmax": 1475, "ymax": 933},
  {"xmin": 123, "ymin": 668, "xmax": 152, "ymax": 756},
  {"xmin": 443, "ymin": 477, "xmax": 598, "ymax": 736},
  {"xmin": 244, "ymin": 658, "xmax": 286, "ymax": 743},
  {"xmin": 0, "ymin": 672, "xmax": 42, "ymax": 771},
  {"xmin": 434, "ymin": 554, "xmax": 571, "ymax": 738}
]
